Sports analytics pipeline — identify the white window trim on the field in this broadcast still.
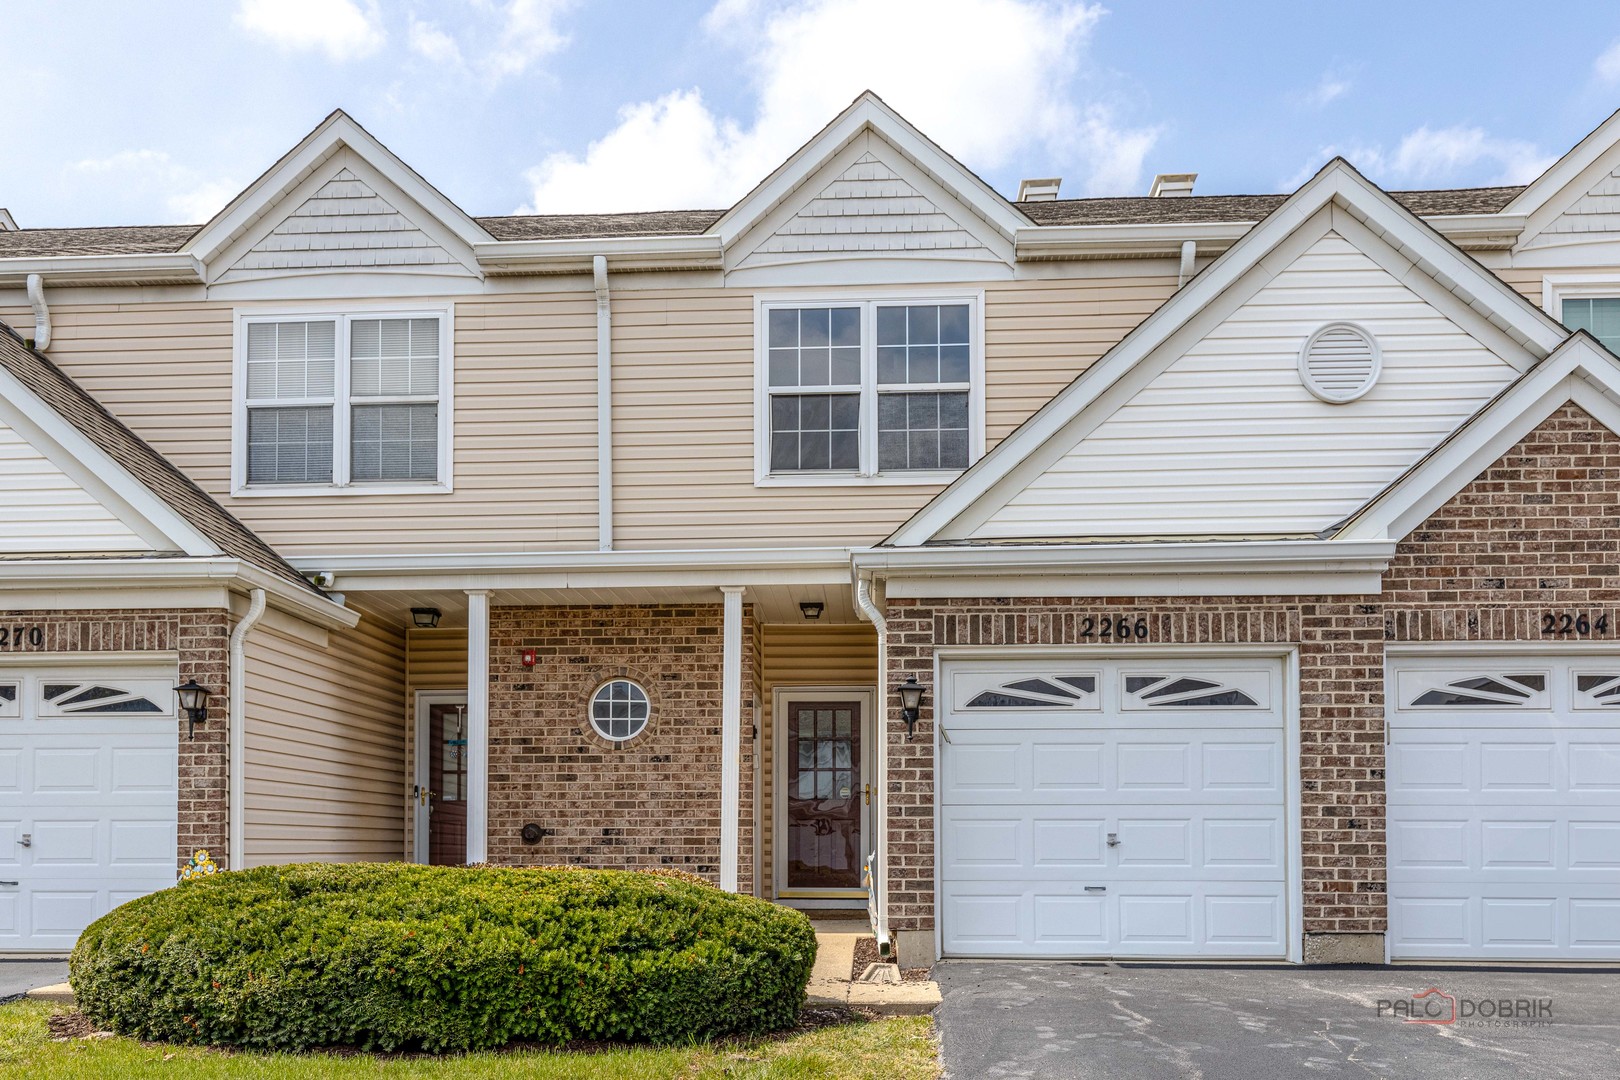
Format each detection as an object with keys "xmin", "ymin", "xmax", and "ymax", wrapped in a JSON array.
[
  {"xmin": 1543, "ymin": 274, "xmax": 1620, "ymax": 323},
  {"xmin": 231, "ymin": 305, "xmax": 454, "ymax": 497},
  {"xmin": 753, "ymin": 290, "xmax": 986, "ymax": 487}
]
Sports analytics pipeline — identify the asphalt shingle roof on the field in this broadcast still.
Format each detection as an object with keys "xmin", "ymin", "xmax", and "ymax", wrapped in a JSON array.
[
  {"xmin": 0, "ymin": 186, "xmax": 1526, "ymax": 257},
  {"xmin": 0, "ymin": 322, "xmax": 320, "ymax": 593}
]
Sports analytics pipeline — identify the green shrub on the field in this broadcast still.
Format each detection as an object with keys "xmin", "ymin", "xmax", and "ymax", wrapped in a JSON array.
[{"xmin": 69, "ymin": 863, "xmax": 818, "ymax": 1053}]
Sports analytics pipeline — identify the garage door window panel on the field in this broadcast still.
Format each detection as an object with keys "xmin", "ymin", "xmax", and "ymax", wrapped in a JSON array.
[
  {"xmin": 40, "ymin": 681, "xmax": 170, "ymax": 717},
  {"xmin": 1399, "ymin": 671, "xmax": 1549, "ymax": 709}
]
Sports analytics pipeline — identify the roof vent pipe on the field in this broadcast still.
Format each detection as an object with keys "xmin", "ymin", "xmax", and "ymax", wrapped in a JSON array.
[
  {"xmin": 1149, "ymin": 173, "xmax": 1197, "ymax": 198},
  {"xmin": 1017, "ymin": 177, "xmax": 1062, "ymax": 202},
  {"xmin": 25, "ymin": 274, "xmax": 50, "ymax": 351}
]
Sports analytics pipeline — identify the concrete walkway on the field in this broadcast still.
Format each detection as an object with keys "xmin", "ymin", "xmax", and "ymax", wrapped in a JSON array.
[
  {"xmin": 0, "ymin": 959, "xmax": 68, "ymax": 1004},
  {"xmin": 807, "ymin": 919, "xmax": 940, "ymax": 1016}
]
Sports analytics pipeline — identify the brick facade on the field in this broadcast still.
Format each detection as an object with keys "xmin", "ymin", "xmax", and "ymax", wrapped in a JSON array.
[
  {"xmin": 485, "ymin": 604, "xmax": 756, "ymax": 892},
  {"xmin": 882, "ymin": 404, "xmax": 1620, "ymax": 952},
  {"xmin": 5, "ymin": 608, "xmax": 231, "ymax": 868}
]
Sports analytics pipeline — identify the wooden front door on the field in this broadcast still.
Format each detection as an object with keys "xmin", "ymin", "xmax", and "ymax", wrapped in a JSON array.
[
  {"xmin": 426, "ymin": 700, "xmax": 467, "ymax": 866},
  {"xmin": 785, "ymin": 699, "xmax": 864, "ymax": 890}
]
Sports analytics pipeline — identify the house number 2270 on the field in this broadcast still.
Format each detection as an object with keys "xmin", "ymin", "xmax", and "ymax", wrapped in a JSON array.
[
  {"xmin": 1080, "ymin": 615, "xmax": 1150, "ymax": 640},
  {"xmin": 1541, "ymin": 612, "xmax": 1609, "ymax": 635}
]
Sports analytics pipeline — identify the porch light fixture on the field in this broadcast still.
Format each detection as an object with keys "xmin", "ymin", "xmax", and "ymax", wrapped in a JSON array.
[
  {"xmin": 799, "ymin": 601, "xmax": 825, "ymax": 621},
  {"xmin": 175, "ymin": 679, "xmax": 211, "ymax": 741},
  {"xmin": 411, "ymin": 607, "xmax": 442, "ymax": 629},
  {"xmin": 896, "ymin": 677, "xmax": 926, "ymax": 740}
]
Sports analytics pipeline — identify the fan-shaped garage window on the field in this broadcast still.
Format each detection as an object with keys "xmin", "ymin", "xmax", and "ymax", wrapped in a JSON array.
[
  {"xmin": 40, "ymin": 681, "xmax": 166, "ymax": 715},
  {"xmin": 962, "ymin": 675, "xmax": 1098, "ymax": 709},
  {"xmin": 589, "ymin": 679, "xmax": 650, "ymax": 741},
  {"xmin": 1299, "ymin": 322, "xmax": 1380, "ymax": 403},
  {"xmin": 1407, "ymin": 673, "xmax": 1545, "ymax": 707}
]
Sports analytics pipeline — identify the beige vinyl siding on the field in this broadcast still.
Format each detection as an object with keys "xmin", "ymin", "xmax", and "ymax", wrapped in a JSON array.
[
  {"xmin": 243, "ymin": 613, "xmax": 407, "ymax": 865},
  {"xmin": 1494, "ymin": 266, "xmax": 1548, "ymax": 304},
  {"xmin": 3, "ymin": 295, "xmax": 597, "ymax": 556},
  {"xmin": 0, "ymin": 414, "xmax": 149, "ymax": 552},
  {"xmin": 759, "ymin": 623, "xmax": 877, "ymax": 898},
  {"xmin": 979, "ymin": 232, "xmax": 1522, "ymax": 538},
  {"xmin": 3, "ymin": 270, "xmax": 1172, "ymax": 554}
]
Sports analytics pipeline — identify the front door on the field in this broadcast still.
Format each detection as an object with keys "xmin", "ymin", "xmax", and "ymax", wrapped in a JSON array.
[
  {"xmin": 413, "ymin": 693, "xmax": 468, "ymax": 866},
  {"xmin": 784, "ymin": 698, "xmax": 866, "ymax": 892}
]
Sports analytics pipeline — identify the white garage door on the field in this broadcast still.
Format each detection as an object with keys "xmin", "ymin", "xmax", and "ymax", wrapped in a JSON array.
[
  {"xmin": 1389, "ymin": 656, "xmax": 1620, "ymax": 960},
  {"xmin": 0, "ymin": 668, "xmax": 178, "ymax": 952},
  {"xmin": 939, "ymin": 657, "xmax": 1288, "ymax": 959}
]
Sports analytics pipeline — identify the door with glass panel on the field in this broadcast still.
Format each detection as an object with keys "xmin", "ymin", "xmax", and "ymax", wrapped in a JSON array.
[
  {"xmin": 413, "ymin": 692, "xmax": 468, "ymax": 866},
  {"xmin": 781, "ymin": 697, "xmax": 870, "ymax": 894}
]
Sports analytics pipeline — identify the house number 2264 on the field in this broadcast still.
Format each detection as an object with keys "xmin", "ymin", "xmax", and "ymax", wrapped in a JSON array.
[
  {"xmin": 1079, "ymin": 615, "xmax": 1150, "ymax": 640},
  {"xmin": 1541, "ymin": 612, "xmax": 1609, "ymax": 635}
]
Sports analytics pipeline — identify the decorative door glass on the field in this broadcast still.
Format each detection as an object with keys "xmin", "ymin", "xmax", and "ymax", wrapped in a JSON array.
[
  {"xmin": 427, "ymin": 702, "xmax": 467, "ymax": 865},
  {"xmin": 785, "ymin": 700, "xmax": 862, "ymax": 889}
]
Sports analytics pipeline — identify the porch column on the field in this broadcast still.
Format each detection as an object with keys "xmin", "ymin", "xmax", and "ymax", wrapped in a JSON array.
[
  {"xmin": 719, "ymin": 586, "xmax": 745, "ymax": 891},
  {"xmin": 466, "ymin": 589, "xmax": 490, "ymax": 864}
]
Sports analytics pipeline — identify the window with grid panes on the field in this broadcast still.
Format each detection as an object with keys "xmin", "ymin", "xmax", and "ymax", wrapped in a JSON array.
[
  {"xmin": 1560, "ymin": 297, "xmax": 1620, "ymax": 354},
  {"xmin": 762, "ymin": 299, "xmax": 974, "ymax": 476},
  {"xmin": 242, "ymin": 313, "xmax": 444, "ymax": 488}
]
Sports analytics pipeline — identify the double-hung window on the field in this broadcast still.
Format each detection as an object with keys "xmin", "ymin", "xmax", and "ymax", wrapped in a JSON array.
[
  {"xmin": 761, "ymin": 296, "xmax": 980, "ymax": 481},
  {"xmin": 1559, "ymin": 295, "xmax": 1620, "ymax": 353},
  {"xmin": 237, "ymin": 311, "xmax": 449, "ymax": 493}
]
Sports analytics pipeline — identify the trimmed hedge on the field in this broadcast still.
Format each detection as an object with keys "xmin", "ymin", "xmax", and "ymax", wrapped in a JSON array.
[{"xmin": 69, "ymin": 863, "xmax": 818, "ymax": 1052}]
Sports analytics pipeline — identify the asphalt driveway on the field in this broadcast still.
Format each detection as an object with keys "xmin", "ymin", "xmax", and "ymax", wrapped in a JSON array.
[
  {"xmin": 0, "ymin": 959, "xmax": 68, "ymax": 1003},
  {"xmin": 936, "ymin": 962, "xmax": 1620, "ymax": 1079}
]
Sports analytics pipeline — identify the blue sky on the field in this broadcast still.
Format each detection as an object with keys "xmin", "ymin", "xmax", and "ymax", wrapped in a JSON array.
[{"xmin": 7, "ymin": 0, "xmax": 1620, "ymax": 227}]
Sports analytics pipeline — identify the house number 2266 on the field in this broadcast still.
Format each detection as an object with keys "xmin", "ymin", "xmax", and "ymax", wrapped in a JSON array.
[
  {"xmin": 1541, "ymin": 612, "xmax": 1609, "ymax": 635},
  {"xmin": 1079, "ymin": 615, "xmax": 1150, "ymax": 640}
]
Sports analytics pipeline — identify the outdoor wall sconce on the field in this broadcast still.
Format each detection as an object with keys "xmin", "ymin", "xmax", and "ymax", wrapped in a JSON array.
[
  {"xmin": 799, "ymin": 601, "xmax": 825, "ymax": 621},
  {"xmin": 175, "ymin": 679, "xmax": 212, "ymax": 740},
  {"xmin": 411, "ymin": 607, "xmax": 442, "ymax": 629},
  {"xmin": 896, "ymin": 676, "xmax": 926, "ymax": 740}
]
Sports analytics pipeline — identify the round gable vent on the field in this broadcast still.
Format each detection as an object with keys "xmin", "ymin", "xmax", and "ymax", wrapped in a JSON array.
[{"xmin": 1298, "ymin": 322, "xmax": 1380, "ymax": 403}]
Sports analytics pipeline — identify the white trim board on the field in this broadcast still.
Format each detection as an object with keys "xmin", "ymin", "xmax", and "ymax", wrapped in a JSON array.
[{"xmin": 886, "ymin": 158, "xmax": 1570, "ymax": 549}]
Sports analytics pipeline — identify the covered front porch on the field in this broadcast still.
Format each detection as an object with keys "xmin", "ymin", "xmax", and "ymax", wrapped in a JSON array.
[{"xmin": 308, "ymin": 555, "xmax": 882, "ymax": 909}]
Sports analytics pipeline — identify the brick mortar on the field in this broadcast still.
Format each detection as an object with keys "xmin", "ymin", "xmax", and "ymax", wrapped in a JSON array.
[{"xmin": 883, "ymin": 403, "xmax": 1620, "ymax": 938}]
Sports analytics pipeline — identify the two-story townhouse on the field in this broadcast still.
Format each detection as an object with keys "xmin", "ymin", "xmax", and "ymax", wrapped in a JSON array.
[{"xmin": 4, "ymin": 92, "xmax": 1620, "ymax": 968}]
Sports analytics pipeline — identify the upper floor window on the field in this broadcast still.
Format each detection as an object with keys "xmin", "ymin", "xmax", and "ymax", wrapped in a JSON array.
[
  {"xmin": 759, "ymin": 296, "xmax": 981, "ymax": 483},
  {"xmin": 235, "ymin": 311, "xmax": 450, "ymax": 495},
  {"xmin": 1559, "ymin": 296, "xmax": 1620, "ymax": 352}
]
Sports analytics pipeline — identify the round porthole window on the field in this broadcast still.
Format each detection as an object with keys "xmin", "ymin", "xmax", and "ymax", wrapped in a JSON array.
[
  {"xmin": 589, "ymin": 678, "xmax": 650, "ymax": 742},
  {"xmin": 1298, "ymin": 322, "xmax": 1381, "ymax": 403}
]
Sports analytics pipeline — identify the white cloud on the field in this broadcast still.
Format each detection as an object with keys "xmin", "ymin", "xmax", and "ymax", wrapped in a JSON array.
[
  {"xmin": 1299, "ymin": 71, "xmax": 1351, "ymax": 108},
  {"xmin": 69, "ymin": 150, "xmax": 239, "ymax": 222},
  {"xmin": 408, "ymin": 16, "xmax": 464, "ymax": 68},
  {"xmin": 521, "ymin": 0, "xmax": 1158, "ymax": 212},
  {"xmin": 488, "ymin": 0, "xmax": 572, "ymax": 78},
  {"xmin": 1284, "ymin": 124, "xmax": 1554, "ymax": 191},
  {"xmin": 234, "ymin": 0, "xmax": 384, "ymax": 61},
  {"xmin": 1595, "ymin": 39, "xmax": 1620, "ymax": 84}
]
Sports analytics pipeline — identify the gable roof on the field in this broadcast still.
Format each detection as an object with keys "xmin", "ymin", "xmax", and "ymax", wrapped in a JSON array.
[
  {"xmin": 887, "ymin": 157, "xmax": 1574, "ymax": 548},
  {"xmin": 1504, "ymin": 107, "xmax": 1620, "ymax": 220},
  {"xmin": 0, "ymin": 321, "xmax": 320, "ymax": 594},
  {"xmin": 182, "ymin": 110, "xmax": 493, "ymax": 269},
  {"xmin": 1336, "ymin": 329, "xmax": 1619, "ymax": 542}
]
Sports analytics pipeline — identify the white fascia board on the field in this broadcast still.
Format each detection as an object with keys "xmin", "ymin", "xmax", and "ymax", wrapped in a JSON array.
[
  {"xmin": 887, "ymin": 160, "xmax": 1572, "ymax": 549},
  {"xmin": 0, "ymin": 253, "xmax": 201, "ymax": 288},
  {"xmin": 857, "ymin": 539, "xmax": 1395, "ymax": 598},
  {"xmin": 1014, "ymin": 221, "xmax": 1251, "ymax": 260},
  {"xmin": 0, "ymin": 556, "xmax": 356, "ymax": 628},
  {"xmin": 184, "ymin": 112, "xmax": 492, "ymax": 266},
  {"xmin": 1503, "ymin": 107, "xmax": 1620, "ymax": 218},
  {"xmin": 1340, "ymin": 333, "xmax": 1619, "ymax": 542},
  {"xmin": 475, "ymin": 234, "xmax": 723, "ymax": 274},
  {"xmin": 290, "ymin": 546, "xmax": 856, "ymax": 591},
  {"xmin": 1428, "ymin": 212, "xmax": 1527, "ymax": 248},
  {"xmin": 711, "ymin": 93, "xmax": 1028, "ymax": 250}
]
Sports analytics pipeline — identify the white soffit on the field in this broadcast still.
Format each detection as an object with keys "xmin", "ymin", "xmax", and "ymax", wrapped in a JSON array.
[
  {"xmin": 885, "ymin": 158, "xmax": 1572, "ymax": 549},
  {"xmin": 183, "ymin": 111, "xmax": 492, "ymax": 276}
]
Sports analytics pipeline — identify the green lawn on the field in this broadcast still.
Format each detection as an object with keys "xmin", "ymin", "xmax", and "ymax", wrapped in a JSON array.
[{"xmin": 0, "ymin": 1001, "xmax": 938, "ymax": 1080}]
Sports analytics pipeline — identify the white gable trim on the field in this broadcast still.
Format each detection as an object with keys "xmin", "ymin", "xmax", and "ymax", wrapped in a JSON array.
[
  {"xmin": 886, "ymin": 159, "xmax": 1572, "ymax": 548},
  {"xmin": 184, "ymin": 111, "xmax": 491, "ymax": 271},
  {"xmin": 1338, "ymin": 332, "xmax": 1618, "ymax": 542},
  {"xmin": 0, "ymin": 365, "xmax": 218, "ymax": 556},
  {"xmin": 1505, "ymin": 107, "xmax": 1620, "ymax": 223},
  {"xmin": 711, "ymin": 92, "xmax": 1028, "ymax": 253}
]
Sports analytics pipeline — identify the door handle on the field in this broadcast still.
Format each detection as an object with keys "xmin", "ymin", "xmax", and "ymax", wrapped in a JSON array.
[
  {"xmin": 0, "ymin": 881, "xmax": 15, "ymax": 887},
  {"xmin": 1106, "ymin": 832, "xmax": 1120, "ymax": 848},
  {"xmin": 864, "ymin": 782, "xmax": 870, "ymax": 806},
  {"xmin": 18, "ymin": 833, "xmax": 30, "ymax": 848}
]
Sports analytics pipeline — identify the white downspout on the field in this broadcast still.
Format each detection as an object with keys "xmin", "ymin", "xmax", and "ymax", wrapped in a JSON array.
[
  {"xmin": 594, "ymin": 255, "xmax": 613, "ymax": 551},
  {"xmin": 25, "ymin": 274, "xmax": 50, "ymax": 350},
  {"xmin": 228, "ymin": 587, "xmax": 266, "ymax": 870},
  {"xmin": 1177, "ymin": 239, "xmax": 1197, "ymax": 289},
  {"xmin": 854, "ymin": 575, "xmax": 890, "ymax": 954}
]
